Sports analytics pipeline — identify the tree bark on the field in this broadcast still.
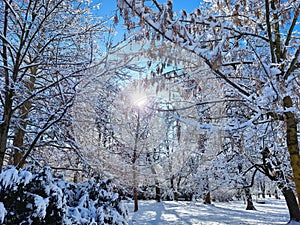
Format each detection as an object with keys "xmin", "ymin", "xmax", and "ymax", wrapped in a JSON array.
[
  {"xmin": 204, "ymin": 192, "xmax": 211, "ymax": 204},
  {"xmin": 283, "ymin": 96, "xmax": 300, "ymax": 207},
  {"xmin": 13, "ymin": 127, "xmax": 25, "ymax": 166},
  {"xmin": 151, "ymin": 166, "xmax": 161, "ymax": 202},
  {"xmin": 204, "ymin": 175, "xmax": 211, "ymax": 204},
  {"xmin": 13, "ymin": 67, "xmax": 36, "ymax": 167},
  {"xmin": 132, "ymin": 151, "xmax": 138, "ymax": 212},
  {"xmin": 0, "ymin": 119, "xmax": 10, "ymax": 170},
  {"xmin": 0, "ymin": 94, "xmax": 13, "ymax": 170},
  {"xmin": 170, "ymin": 175, "xmax": 178, "ymax": 201},
  {"xmin": 0, "ymin": 1, "xmax": 12, "ymax": 171},
  {"xmin": 281, "ymin": 186, "xmax": 300, "ymax": 222},
  {"xmin": 155, "ymin": 184, "xmax": 161, "ymax": 202},
  {"xmin": 260, "ymin": 181, "xmax": 266, "ymax": 198},
  {"xmin": 245, "ymin": 188, "xmax": 256, "ymax": 210},
  {"xmin": 132, "ymin": 111, "xmax": 140, "ymax": 212},
  {"xmin": 133, "ymin": 179, "xmax": 138, "ymax": 212}
]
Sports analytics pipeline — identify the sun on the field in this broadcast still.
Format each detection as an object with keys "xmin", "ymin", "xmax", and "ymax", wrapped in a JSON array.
[{"xmin": 130, "ymin": 91, "xmax": 148, "ymax": 109}]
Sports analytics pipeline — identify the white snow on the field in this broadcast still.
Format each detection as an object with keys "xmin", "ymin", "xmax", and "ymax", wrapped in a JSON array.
[
  {"xmin": 0, "ymin": 202, "xmax": 7, "ymax": 224},
  {"xmin": 33, "ymin": 195, "xmax": 49, "ymax": 219},
  {"xmin": 125, "ymin": 198, "xmax": 297, "ymax": 225},
  {"xmin": 0, "ymin": 167, "xmax": 19, "ymax": 189}
]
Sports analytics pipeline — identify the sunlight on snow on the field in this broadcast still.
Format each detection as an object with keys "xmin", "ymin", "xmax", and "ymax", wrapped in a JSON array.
[{"xmin": 127, "ymin": 199, "xmax": 291, "ymax": 225}]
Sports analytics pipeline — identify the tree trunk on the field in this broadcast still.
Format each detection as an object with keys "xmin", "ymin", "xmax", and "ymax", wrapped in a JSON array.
[
  {"xmin": 133, "ymin": 185, "xmax": 138, "ymax": 212},
  {"xmin": 132, "ymin": 161, "xmax": 138, "ymax": 212},
  {"xmin": 155, "ymin": 184, "xmax": 161, "ymax": 202},
  {"xmin": 12, "ymin": 127, "xmax": 25, "ymax": 166},
  {"xmin": 275, "ymin": 189, "xmax": 280, "ymax": 199},
  {"xmin": 151, "ymin": 166, "xmax": 161, "ymax": 202},
  {"xmin": 245, "ymin": 188, "xmax": 256, "ymax": 210},
  {"xmin": 174, "ymin": 177, "xmax": 181, "ymax": 201},
  {"xmin": 12, "ymin": 101, "xmax": 32, "ymax": 167},
  {"xmin": 204, "ymin": 192, "xmax": 211, "ymax": 204},
  {"xmin": 132, "ymin": 111, "xmax": 140, "ymax": 212},
  {"xmin": 174, "ymin": 191, "xmax": 179, "ymax": 201},
  {"xmin": 281, "ymin": 187, "xmax": 300, "ymax": 222},
  {"xmin": 283, "ymin": 96, "xmax": 300, "ymax": 206},
  {"xmin": 0, "ymin": 1, "xmax": 11, "ymax": 171},
  {"xmin": 260, "ymin": 181, "xmax": 266, "ymax": 198},
  {"xmin": 204, "ymin": 175, "xmax": 211, "ymax": 204},
  {"xmin": 13, "ymin": 67, "xmax": 36, "ymax": 166},
  {"xmin": 0, "ymin": 95, "xmax": 13, "ymax": 170},
  {"xmin": 170, "ymin": 175, "xmax": 178, "ymax": 201},
  {"xmin": 0, "ymin": 120, "xmax": 10, "ymax": 170}
]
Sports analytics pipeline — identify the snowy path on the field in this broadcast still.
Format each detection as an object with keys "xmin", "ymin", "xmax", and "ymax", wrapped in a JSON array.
[{"xmin": 126, "ymin": 199, "xmax": 291, "ymax": 225}]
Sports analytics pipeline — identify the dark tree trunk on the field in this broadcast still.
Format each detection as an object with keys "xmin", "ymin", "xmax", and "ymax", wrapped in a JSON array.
[
  {"xmin": 203, "ymin": 176, "xmax": 211, "ymax": 204},
  {"xmin": 174, "ymin": 192, "xmax": 179, "ymax": 201},
  {"xmin": 150, "ymin": 166, "xmax": 161, "ymax": 202},
  {"xmin": 133, "ymin": 186, "xmax": 138, "ymax": 212},
  {"xmin": 260, "ymin": 181, "xmax": 266, "ymax": 198},
  {"xmin": 204, "ymin": 192, "xmax": 211, "ymax": 204},
  {"xmin": 0, "ymin": 1, "xmax": 11, "ymax": 171},
  {"xmin": 174, "ymin": 177, "xmax": 181, "ymax": 201},
  {"xmin": 245, "ymin": 188, "xmax": 256, "ymax": 210},
  {"xmin": 281, "ymin": 187, "xmax": 300, "ymax": 222},
  {"xmin": 275, "ymin": 189, "xmax": 280, "ymax": 199},
  {"xmin": 0, "ymin": 97, "xmax": 13, "ymax": 170},
  {"xmin": 155, "ymin": 184, "xmax": 161, "ymax": 202},
  {"xmin": 13, "ymin": 127, "xmax": 25, "ymax": 166},
  {"xmin": 170, "ymin": 175, "xmax": 178, "ymax": 201}
]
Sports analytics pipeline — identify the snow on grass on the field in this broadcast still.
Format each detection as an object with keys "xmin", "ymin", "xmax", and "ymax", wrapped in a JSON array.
[{"xmin": 126, "ymin": 198, "xmax": 293, "ymax": 225}]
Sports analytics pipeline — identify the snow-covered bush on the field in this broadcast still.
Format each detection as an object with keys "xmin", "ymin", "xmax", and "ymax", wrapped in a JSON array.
[{"xmin": 0, "ymin": 166, "xmax": 128, "ymax": 225}]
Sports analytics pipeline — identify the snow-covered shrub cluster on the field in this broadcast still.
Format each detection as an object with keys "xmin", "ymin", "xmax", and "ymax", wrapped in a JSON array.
[{"xmin": 0, "ymin": 166, "xmax": 128, "ymax": 225}]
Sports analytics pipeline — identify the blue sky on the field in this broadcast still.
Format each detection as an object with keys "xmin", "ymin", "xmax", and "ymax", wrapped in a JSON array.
[
  {"xmin": 97, "ymin": 0, "xmax": 201, "ymax": 43},
  {"xmin": 98, "ymin": 0, "xmax": 201, "ymax": 18}
]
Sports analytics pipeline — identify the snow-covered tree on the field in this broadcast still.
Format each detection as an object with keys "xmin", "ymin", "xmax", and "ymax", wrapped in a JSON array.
[
  {"xmin": 117, "ymin": 0, "xmax": 300, "ymax": 222},
  {"xmin": 0, "ymin": 0, "xmax": 106, "ymax": 170},
  {"xmin": 97, "ymin": 78, "xmax": 171, "ymax": 211}
]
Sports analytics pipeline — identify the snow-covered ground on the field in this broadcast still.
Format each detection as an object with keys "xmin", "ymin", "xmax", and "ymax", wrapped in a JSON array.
[{"xmin": 125, "ymin": 198, "xmax": 293, "ymax": 225}]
